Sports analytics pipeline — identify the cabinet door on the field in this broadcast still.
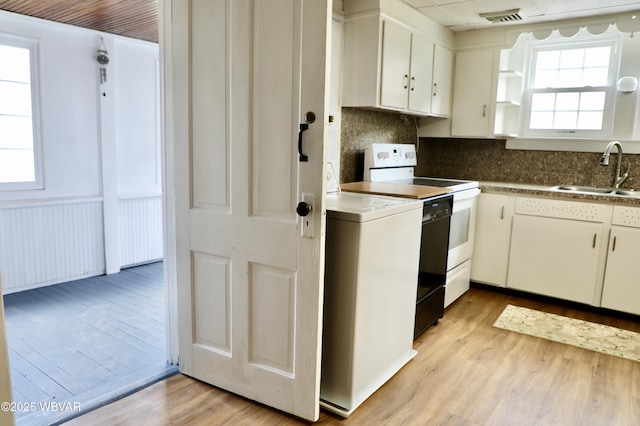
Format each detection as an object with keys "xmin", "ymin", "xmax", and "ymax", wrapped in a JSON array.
[
  {"xmin": 601, "ymin": 226, "xmax": 640, "ymax": 315},
  {"xmin": 380, "ymin": 20, "xmax": 411, "ymax": 110},
  {"xmin": 407, "ymin": 33, "xmax": 433, "ymax": 114},
  {"xmin": 430, "ymin": 44, "xmax": 453, "ymax": 117},
  {"xmin": 471, "ymin": 193, "xmax": 513, "ymax": 287},
  {"xmin": 451, "ymin": 49, "xmax": 495, "ymax": 137},
  {"xmin": 507, "ymin": 215, "xmax": 602, "ymax": 305}
]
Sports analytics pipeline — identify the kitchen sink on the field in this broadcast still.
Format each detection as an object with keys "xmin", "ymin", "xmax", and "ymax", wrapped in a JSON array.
[
  {"xmin": 611, "ymin": 188, "xmax": 638, "ymax": 196},
  {"xmin": 553, "ymin": 185, "xmax": 613, "ymax": 194},
  {"xmin": 551, "ymin": 185, "xmax": 639, "ymax": 197}
]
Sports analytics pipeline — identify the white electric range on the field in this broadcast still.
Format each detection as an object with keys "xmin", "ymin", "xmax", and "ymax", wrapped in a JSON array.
[{"xmin": 363, "ymin": 143, "xmax": 480, "ymax": 308}]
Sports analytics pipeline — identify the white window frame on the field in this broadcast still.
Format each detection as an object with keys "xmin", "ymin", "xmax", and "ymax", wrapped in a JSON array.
[
  {"xmin": 520, "ymin": 35, "xmax": 621, "ymax": 140},
  {"xmin": 0, "ymin": 33, "xmax": 43, "ymax": 191}
]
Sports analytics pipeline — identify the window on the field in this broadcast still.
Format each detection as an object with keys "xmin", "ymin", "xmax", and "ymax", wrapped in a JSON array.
[
  {"xmin": 521, "ymin": 37, "xmax": 620, "ymax": 139},
  {"xmin": 0, "ymin": 36, "xmax": 42, "ymax": 189}
]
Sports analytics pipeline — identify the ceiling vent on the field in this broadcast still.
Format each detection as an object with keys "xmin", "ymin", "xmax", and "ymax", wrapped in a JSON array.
[{"xmin": 479, "ymin": 9, "xmax": 523, "ymax": 23}]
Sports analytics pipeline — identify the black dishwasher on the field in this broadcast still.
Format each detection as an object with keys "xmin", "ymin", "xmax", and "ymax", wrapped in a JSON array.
[{"xmin": 414, "ymin": 194, "xmax": 452, "ymax": 338}]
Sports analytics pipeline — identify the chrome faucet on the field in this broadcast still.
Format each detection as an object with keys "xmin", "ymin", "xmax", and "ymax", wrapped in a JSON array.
[{"xmin": 600, "ymin": 141, "xmax": 630, "ymax": 189}]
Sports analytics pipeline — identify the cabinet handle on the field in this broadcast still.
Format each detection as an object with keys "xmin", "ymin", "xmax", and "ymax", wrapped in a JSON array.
[
  {"xmin": 500, "ymin": 206, "xmax": 504, "ymax": 220},
  {"xmin": 411, "ymin": 76, "xmax": 415, "ymax": 91},
  {"xmin": 612, "ymin": 236, "xmax": 617, "ymax": 252},
  {"xmin": 433, "ymin": 82, "xmax": 438, "ymax": 96},
  {"xmin": 403, "ymin": 74, "xmax": 408, "ymax": 89},
  {"xmin": 482, "ymin": 104, "xmax": 487, "ymax": 117},
  {"xmin": 592, "ymin": 233, "xmax": 597, "ymax": 248}
]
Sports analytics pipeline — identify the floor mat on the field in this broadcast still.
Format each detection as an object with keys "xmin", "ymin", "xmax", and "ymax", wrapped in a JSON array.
[{"xmin": 493, "ymin": 304, "xmax": 640, "ymax": 363}]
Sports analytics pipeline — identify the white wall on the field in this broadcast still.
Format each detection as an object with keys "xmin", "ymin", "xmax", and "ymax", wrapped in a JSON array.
[
  {"xmin": 0, "ymin": 11, "xmax": 162, "ymax": 293},
  {"xmin": 115, "ymin": 38, "xmax": 161, "ymax": 195}
]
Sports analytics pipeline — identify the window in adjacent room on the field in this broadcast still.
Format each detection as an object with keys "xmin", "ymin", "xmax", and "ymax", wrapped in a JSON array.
[
  {"xmin": 0, "ymin": 37, "xmax": 42, "ymax": 189},
  {"xmin": 521, "ymin": 36, "xmax": 620, "ymax": 139}
]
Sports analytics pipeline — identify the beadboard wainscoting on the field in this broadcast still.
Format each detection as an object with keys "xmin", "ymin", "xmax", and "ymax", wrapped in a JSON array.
[
  {"xmin": 118, "ymin": 195, "xmax": 164, "ymax": 268},
  {"xmin": 0, "ymin": 200, "xmax": 105, "ymax": 294},
  {"xmin": 0, "ymin": 196, "xmax": 163, "ymax": 294}
]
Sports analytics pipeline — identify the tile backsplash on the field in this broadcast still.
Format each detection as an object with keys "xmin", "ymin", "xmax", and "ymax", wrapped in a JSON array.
[
  {"xmin": 340, "ymin": 108, "xmax": 417, "ymax": 183},
  {"xmin": 341, "ymin": 108, "xmax": 640, "ymax": 189}
]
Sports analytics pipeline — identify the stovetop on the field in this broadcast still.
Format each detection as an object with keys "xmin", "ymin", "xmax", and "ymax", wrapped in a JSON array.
[
  {"xmin": 411, "ymin": 177, "xmax": 479, "ymax": 192},
  {"xmin": 412, "ymin": 178, "xmax": 456, "ymax": 187}
]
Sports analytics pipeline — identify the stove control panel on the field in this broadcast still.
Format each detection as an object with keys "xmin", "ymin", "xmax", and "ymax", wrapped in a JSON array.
[
  {"xmin": 364, "ymin": 143, "xmax": 418, "ymax": 182},
  {"xmin": 365, "ymin": 143, "xmax": 417, "ymax": 169}
]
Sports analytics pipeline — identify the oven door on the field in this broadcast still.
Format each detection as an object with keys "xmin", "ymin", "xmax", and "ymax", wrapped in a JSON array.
[{"xmin": 448, "ymin": 188, "xmax": 480, "ymax": 270}]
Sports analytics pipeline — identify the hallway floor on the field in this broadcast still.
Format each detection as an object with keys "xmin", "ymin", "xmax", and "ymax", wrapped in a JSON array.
[{"xmin": 3, "ymin": 262, "xmax": 177, "ymax": 425}]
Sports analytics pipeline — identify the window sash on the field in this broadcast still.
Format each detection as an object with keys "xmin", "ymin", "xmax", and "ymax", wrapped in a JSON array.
[
  {"xmin": 0, "ymin": 35, "xmax": 42, "ymax": 190},
  {"xmin": 520, "ymin": 37, "xmax": 619, "ymax": 139}
]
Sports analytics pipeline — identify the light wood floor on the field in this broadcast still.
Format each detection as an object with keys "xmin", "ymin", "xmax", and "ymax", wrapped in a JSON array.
[{"xmin": 64, "ymin": 286, "xmax": 640, "ymax": 425}]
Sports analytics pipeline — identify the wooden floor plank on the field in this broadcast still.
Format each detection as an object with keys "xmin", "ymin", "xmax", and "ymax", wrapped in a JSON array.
[
  {"xmin": 6, "ymin": 302, "xmax": 139, "ymax": 380},
  {"xmin": 65, "ymin": 286, "xmax": 640, "ymax": 426},
  {"xmin": 6, "ymin": 299, "xmax": 134, "ymax": 386},
  {"xmin": 6, "ymin": 326, "xmax": 92, "ymax": 396}
]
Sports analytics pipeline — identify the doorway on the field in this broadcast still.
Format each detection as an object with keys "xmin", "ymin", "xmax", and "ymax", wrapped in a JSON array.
[
  {"xmin": 0, "ymin": 8, "xmax": 178, "ymax": 425},
  {"xmin": 3, "ymin": 262, "xmax": 177, "ymax": 425}
]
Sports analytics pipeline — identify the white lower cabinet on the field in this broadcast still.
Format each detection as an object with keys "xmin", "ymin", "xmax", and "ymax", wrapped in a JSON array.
[
  {"xmin": 473, "ymin": 193, "xmax": 640, "ymax": 315},
  {"xmin": 601, "ymin": 207, "xmax": 640, "ymax": 315},
  {"xmin": 471, "ymin": 193, "xmax": 514, "ymax": 287},
  {"xmin": 506, "ymin": 197, "xmax": 611, "ymax": 306},
  {"xmin": 507, "ymin": 215, "xmax": 605, "ymax": 305}
]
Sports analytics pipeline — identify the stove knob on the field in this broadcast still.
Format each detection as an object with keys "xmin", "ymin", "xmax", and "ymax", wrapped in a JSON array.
[{"xmin": 296, "ymin": 201, "xmax": 312, "ymax": 217}]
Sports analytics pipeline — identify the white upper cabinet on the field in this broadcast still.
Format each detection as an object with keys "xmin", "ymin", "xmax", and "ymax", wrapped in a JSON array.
[
  {"xmin": 431, "ymin": 44, "xmax": 453, "ymax": 117},
  {"xmin": 379, "ymin": 20, "xmax": 415, "ymax": 110},
  {"xmin": 342, "ymin": 4, "xmax": 453, "ymax": 117},
  {"xmin": 450, "ymin": 49, "xmax": 497, "ymax": 138},
  {"xmin": 407, "ymin": 30, "xmax": 434, "ymax": 113}
]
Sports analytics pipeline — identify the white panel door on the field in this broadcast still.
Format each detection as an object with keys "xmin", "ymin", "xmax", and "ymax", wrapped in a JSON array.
[{"xmin": 170, "ymin": 0, "xmax": 330, "ymax": 421}]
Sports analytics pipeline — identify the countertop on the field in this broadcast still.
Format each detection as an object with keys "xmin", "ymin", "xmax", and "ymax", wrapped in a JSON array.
[
  {"xmin": 340, "ymin": 181, "xmax": 452, "ymax": 199},
  {"xmin": 479, "ymin": 182, "xmax": 640, "ymax": 206}
]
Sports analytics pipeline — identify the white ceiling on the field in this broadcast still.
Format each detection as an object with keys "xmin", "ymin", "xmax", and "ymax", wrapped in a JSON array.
[{"xmin": 402, "ymin": 0, "xmax": 640, "ymax": 32}]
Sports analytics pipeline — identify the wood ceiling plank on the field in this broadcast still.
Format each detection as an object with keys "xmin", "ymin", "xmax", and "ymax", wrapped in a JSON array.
[{"xmin": 0, "ymin": 0, "xmax": 158, "ymax": 43}]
